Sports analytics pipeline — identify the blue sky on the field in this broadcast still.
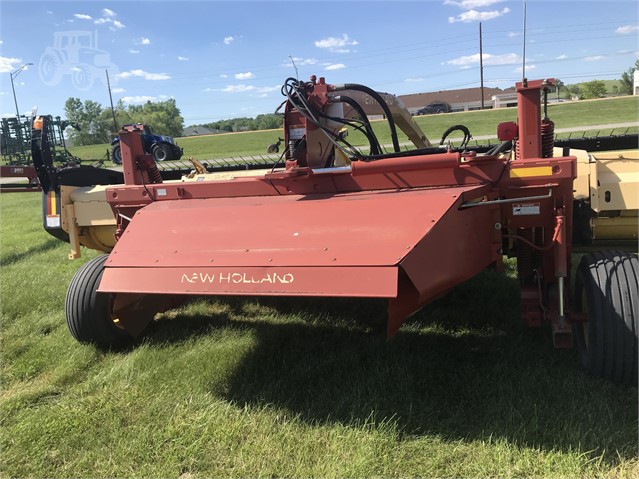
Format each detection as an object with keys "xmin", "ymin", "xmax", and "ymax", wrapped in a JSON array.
[{"xmin": 1, "ymin": 0, "xmax": 637, "ymax": 126}]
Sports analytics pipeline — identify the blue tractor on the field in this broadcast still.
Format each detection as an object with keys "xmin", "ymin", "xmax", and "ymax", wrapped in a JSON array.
[{"xmin": 111, "ymin": 124, "xmax": 183, "ymax": 164}]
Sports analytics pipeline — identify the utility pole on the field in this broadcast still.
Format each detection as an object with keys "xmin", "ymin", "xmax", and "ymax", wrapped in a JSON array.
[
  {"xmin": 10, "ymin": 62, "xmax": 33, "ymax": 118},
  {"xmin": 479, "ymin": 22, "xmax": 485, "ymax": 110},
  {"xmin": 105, "ymin": 69, "xmax": 118, "ymax": 134}
]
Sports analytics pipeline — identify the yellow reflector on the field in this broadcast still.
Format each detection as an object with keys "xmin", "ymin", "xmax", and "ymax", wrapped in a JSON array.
[
  {"xmin": 50, "ymin": 192, "xmax": 57, "ymax": 215},
  {"xmin": 509, "ymin": 166, "xmax": 553, "ymax": 178}
]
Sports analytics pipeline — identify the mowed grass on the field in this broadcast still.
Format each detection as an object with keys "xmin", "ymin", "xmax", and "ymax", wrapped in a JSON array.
[
  {"xmin": 1, "ymin": 193, "xmax": 638, "ymax": 478},
  {"xmin": 67, "ymin": 95, "xmax": 639, "ymax": 163}
]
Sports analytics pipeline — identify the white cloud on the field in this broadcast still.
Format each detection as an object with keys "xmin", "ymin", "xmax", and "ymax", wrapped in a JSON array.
[
  {"xmin": 314, "ymin": 34, "xmax": 358, "ymax": 53},
  {"xmin": 118, "ymin": 69, "xmax": 171, "ymax": 81},
  {"xmin": 444, "ymin": 0, "xmax": 503, "ymax": 8},
  {"xmin": 446, "ymin": 52, "xmax": 520, "ymax": 67},
  {"xmin": 556, "ymin": 54, "xmax": 568, "ymax": 60},
  {"xmin": 325, "ymin": 63, "xmax": 346, "ymax": 71},
  {"xmin": 207, "ymin": 84, "xmax": 279, "ymax": 94},
  {"xmin": 73, "ymin": 14, "xmax": 92, "ymax": 20},
  {"xmin": 585, "ymin": 55, "xmax": 605, "ymax": 61},
  {"xmin": 235, "ymin": 72, "xmax": 255, "ymax": 80},
  {"xmin": 219, "ymin": 74, "xmax": 228, "ymax": 79},
  {"xmin": 507, "ymin": 31, "xmax": 520, "ymax": 38},
  {"xmin": 121, "ymin": 95, "xmax": 157, "ymax": 104},
  {"xmin": 616, "ymin": 25, "xmax": 639, "ymax": 34},
  {"xmin": 94, "ymin": 9, "xmax": 125, "ymax": 30},
  {"xmin": 221, "ymin": 85, "xmax": 256, "ymax": 93},
  {"xmin": 140, "ymin": 37, "xmax": 151, "ymax": 45},
  {"xmin": 514, "ymin": 64, "xmax": 536, "ymax": 73},
  {"xmin": 405, "ymin": 77, "xmax": 425, "ymax": 83},
  {"xmin": 284, "ymin": 57, "xmax": 318, "ymax": 67},
  {"xmin": 448, "ymin": 7, "xmax": 510, "ymax": 23},
  {"xmin": 112, "ymin": 87, "xmax": 126, "ymax": 93},
  {"xmin": 224, "ymin": 36, "xmax": 236, "ymax": 45},
  {"xmin": 178, "ymin": 56, "xmax": 189, "ymax": 61},
  {"xmin": 0, "ymin": 56, "xmax": 23, "ymax": 73},
  {"xmin": 129, "ymin": 49, "xmax": 140, "ymax": 54}
]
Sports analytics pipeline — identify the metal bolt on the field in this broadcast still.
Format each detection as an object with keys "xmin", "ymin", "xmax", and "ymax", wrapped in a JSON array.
[{"xmin": 495, "ymin": 223, "xmax": 502, "ymax": 230}]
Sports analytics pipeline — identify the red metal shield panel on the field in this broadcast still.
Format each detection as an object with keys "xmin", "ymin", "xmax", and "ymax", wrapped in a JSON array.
[
  {"xmin": 105, "ymin": 185, "xmax": 483, "ymax": 269},
  {"xmin": 99, "ymin": 184, "xmax": 485, "ymax": 298},
  {"xmin": 99, "ymin": 266, "xmax": 397, "ymax": 297}
]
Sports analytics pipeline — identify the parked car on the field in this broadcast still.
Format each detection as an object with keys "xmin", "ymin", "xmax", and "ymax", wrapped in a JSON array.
[{"xmin": 414, "ymin": 101, "xmax": 452, "ymax": 115}]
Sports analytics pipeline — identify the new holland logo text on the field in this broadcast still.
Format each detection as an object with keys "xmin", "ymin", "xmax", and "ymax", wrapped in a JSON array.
[{"xmin": 181, "ymin": 272, "xmax": 295, "ymax": 285}]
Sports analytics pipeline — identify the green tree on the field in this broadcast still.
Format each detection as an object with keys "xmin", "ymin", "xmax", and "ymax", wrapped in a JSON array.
[
  {"xmin": 580, "ymin": 80, "xmax": 607, "ymax": 99},
  {"xmin": 64, "ymin": 97, "xmax": 185, "ymax": 144},
  {"xmin": 619, "ymin": 59, "xmax": 638, "ymax": 95},
  {"xmin": 126, "ymin": 98, "xmax": 184, "ymax": 138},
  {"xmin": 255, "ymin": 114, "xmax": 282, "ymax": 130},
  {"xmin": 99, "ymin": 100, "xmax": 133, "ymax": 139},
  {"xmin": 64, "ymin": 98, "xmax": 111, "ymax": 145},
  {"xmin": 567, "ymin": 84, "xmax": 581, "ymax": 99},
  {"xmin": 202, "ymin": 113, "xmax": 282, "ymax": 133}
]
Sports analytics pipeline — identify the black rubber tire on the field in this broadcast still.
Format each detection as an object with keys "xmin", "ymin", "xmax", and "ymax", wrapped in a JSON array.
[
  {"xmin": 111, "ymin": 144, "xmax": 122, "ymax": 164},
  {"xmin": 65, "ymin": 254, "xmax": 133, "ymax": 349},
  {"xmin": 152, "ymin": 143, "xmax": 171, "ymax": 162},
  {"xmin": 573, "ymin": 251, "xmax": 638, "ymax": 385}
]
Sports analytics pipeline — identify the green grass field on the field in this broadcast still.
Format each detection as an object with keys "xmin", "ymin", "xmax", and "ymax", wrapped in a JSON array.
[
  {"xmin": 64, "ymin": 95, "xmax": 639, "ymax": 164},
  {"xmin": 1, "ymin": 191, "xmax": 638, "ymax": 477}
]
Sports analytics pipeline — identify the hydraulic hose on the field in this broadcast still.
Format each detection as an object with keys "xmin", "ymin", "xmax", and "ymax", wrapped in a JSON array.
[
  {"xmin": 333, "ymin": 94, "xmax": 381, "ymax": 155},
  {"xmin": 439, "ymin": 124, "xmax": 472, "ymax": 149},
  {"xmin": 334, "ymin": 83, "xmax": 401, "ymax": 153}
]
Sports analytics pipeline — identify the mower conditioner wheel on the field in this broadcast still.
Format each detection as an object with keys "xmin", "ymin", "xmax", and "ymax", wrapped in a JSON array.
[
  {"xmin": 65, "ymin": 254, "xmax": 133, "ymax": 350},
  {"xmin": 573, "ymin": 251, "xmax": 638, "ymax": 385}
]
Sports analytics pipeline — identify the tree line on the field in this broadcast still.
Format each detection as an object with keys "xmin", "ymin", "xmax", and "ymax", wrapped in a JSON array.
[
  {"xmin": 64, "ymin": 98, "xmax": 184, "ymax": 146},
  {"xmin": 196, "ymin": 114, "xmax": 283, "ymax": 133},
  {"xmin": 557, "ymin": 60, "xmax": 638, "ymax": 100}
]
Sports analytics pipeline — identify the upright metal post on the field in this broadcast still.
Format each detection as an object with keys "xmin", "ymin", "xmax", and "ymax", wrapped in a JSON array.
[
  {"xmin": 9, "ymin": 63, "xmax": 33, "ymax": 118},
  {"xmin": 479, "ymin": 22, "xmax": 484, "ymax": 109},
  {"xmin": 106, "ymin": 69, "xmax": 118, "ymax": 134}
]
